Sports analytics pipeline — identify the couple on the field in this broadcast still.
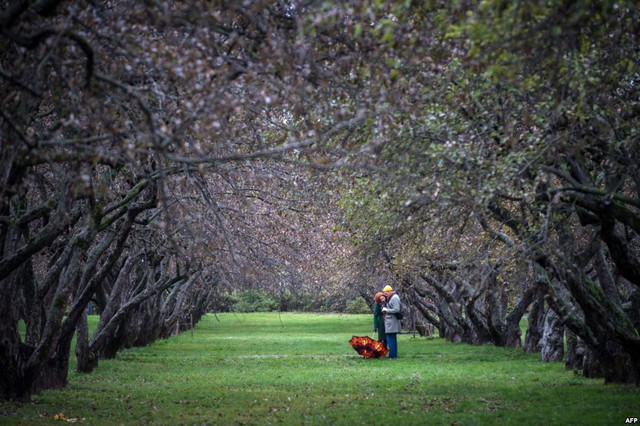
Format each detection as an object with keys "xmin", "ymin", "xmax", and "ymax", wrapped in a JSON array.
[{"xmin": 373, "ymin": 285, "xmax": 401, "ymax": 359}]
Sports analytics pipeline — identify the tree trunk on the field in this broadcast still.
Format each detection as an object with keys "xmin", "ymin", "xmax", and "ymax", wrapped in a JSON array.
[
  {"xmin": 524, "ymin": 285, "xmax": 546, "ymax": 353},
  {"xmin": 75, "ymin": 310, "xmax": 97, "ymax": 373},
  {"xmin": 540, "ymin": 308, "xmax": 565, "ymax": 362},
  {"xmin": 603, "ymin": 346, "xmax": 638, "ymax": 384},
  {"xmin": 565, "ymin": 329, "xmax": 585, "ymax": 371},
  {"xmin": 581, "ymin": 347, "xmax": 603, "ymax": 379},
  {"xmin": 32, "ymin": 330, "xmax": 76, "ymax": 395}
]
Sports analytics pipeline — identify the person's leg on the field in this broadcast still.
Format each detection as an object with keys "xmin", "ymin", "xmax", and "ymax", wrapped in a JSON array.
[{"xmin": 386, "ymin": 333, "xmax": 397, "ymax": 358}]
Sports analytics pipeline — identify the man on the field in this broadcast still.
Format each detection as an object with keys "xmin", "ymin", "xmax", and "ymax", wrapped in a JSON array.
[{"xmin": 381, "ymin": 284, "xmax": 401, "ymax": 359}]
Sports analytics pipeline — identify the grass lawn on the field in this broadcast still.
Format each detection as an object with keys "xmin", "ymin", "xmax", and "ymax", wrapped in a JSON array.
[{"xmin": 2, "ymin": 312, "xmax": 638, "ymax": 425}]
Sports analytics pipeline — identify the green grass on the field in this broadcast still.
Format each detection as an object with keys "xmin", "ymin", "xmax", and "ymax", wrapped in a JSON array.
[{"xmin": 2, "ymin": 313, "xmax": 639, "ymax": 425}]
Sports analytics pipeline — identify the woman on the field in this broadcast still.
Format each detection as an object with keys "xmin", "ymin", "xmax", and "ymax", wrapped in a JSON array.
[
  {"xmin": 381, "ymin": 284, "xmax": 401, "ymax": 359},
  {"xmin": 373, "ymin": 292, "xmax": 387, "ymax": 344}
]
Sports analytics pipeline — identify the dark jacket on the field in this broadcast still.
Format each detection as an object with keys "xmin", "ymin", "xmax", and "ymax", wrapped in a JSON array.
[{"xmin": 373, "ymin": 303, "xmax": 386, "ymax": 342}]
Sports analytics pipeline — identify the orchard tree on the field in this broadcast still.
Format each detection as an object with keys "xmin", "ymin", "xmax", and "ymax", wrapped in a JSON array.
[
  {"xmin": 0, "ymin": 0, "xmax": 360, "ymax": 399},
  {"xmin": 444, "ymin": 0, "xmax": 640, "ymax": 384},
  {"xmin": 2, "ymin": 0, "xmax": 638, "ymax": 401},
  {"xmin": 334, "ymin": 0, "xmax": 640, "ymax": 383}
]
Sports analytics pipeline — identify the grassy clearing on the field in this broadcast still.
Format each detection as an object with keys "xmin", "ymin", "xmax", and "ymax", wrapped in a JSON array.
[{"xmin": 2, "ymin": 313, "xmax": 638, "ymax": 425}]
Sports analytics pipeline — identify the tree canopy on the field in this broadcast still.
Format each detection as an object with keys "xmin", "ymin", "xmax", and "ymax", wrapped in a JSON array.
[{"xmin": 1, "ymin": 0, "xmax": 638, "ymax": 399}]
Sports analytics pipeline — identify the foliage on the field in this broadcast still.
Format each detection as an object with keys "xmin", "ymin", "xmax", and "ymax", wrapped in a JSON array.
[
  {"xmin": 2, "ymin": 313, "xmax": 639, "ymax": 425},
  {"xmin": 328, "ymin": 0, "xmax": 640, "ymax": 382},
  {"xmin": 0, "ymin": 0, "xmax": 360, "ymax": 398},
  {"xmin": 1, "ymin": 0, "xmax": 639, "ymax": 398},
  {"xmin": 344, "ymin": 296, "xmax": 371, "ymax": 314},
  {"xmin": 229, "ymin": 290, "xmax": 279, "ymax": 313}
]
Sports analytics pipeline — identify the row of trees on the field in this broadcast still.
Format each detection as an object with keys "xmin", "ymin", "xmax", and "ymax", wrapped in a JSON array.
[
  {"xmin": 1, "ymin": 0, "xmax": 638, "ymax": 400},
  {"xmin": 337, "ymin": 0, "xmax": 640, "ymax": 384},
  {"xmin": 0, "ymin": 0, "xmax": 355, "ymax": 400}
]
